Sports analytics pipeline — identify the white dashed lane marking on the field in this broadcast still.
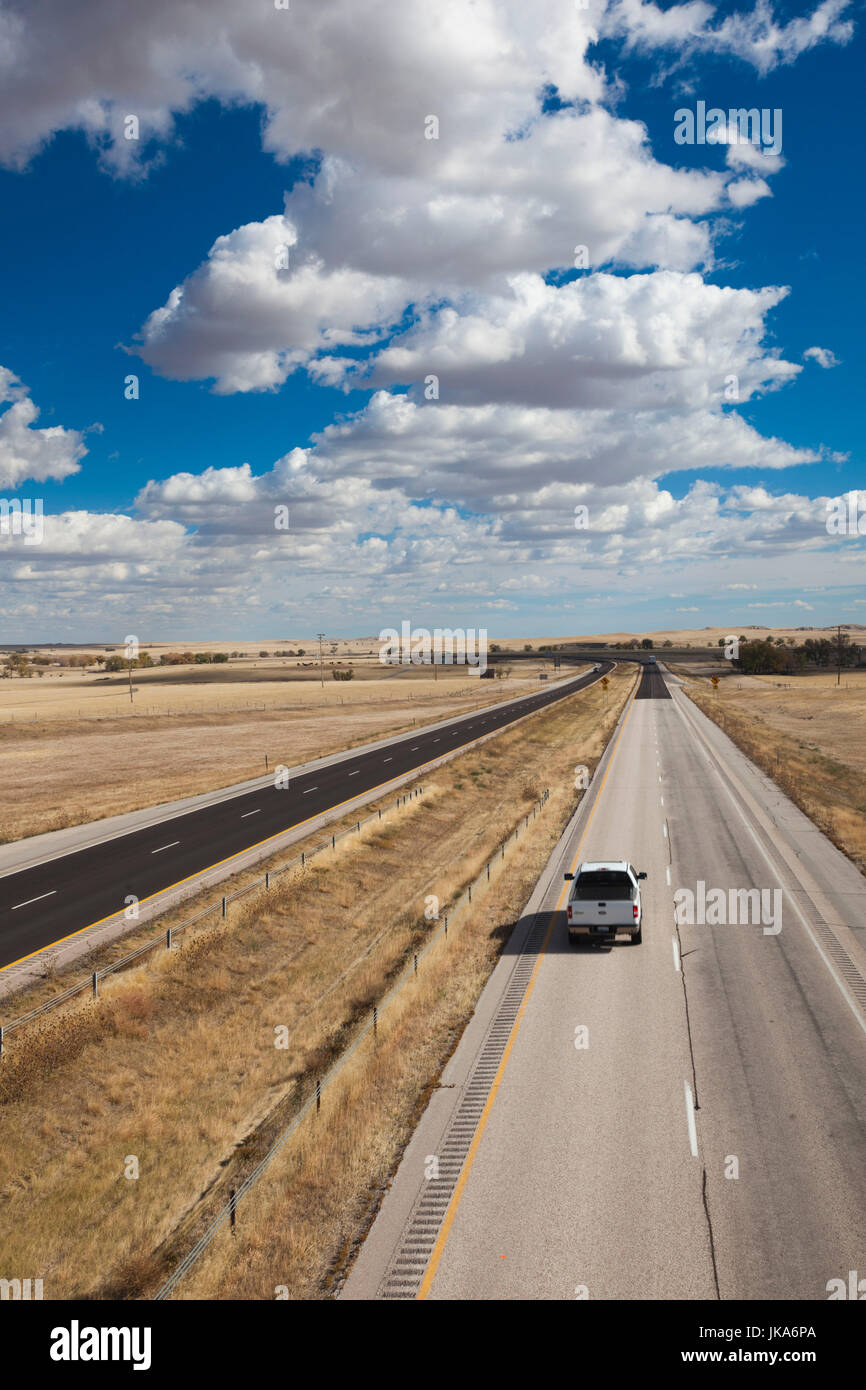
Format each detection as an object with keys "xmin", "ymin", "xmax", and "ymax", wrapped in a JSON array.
[{"xmin": 11, "ymin": 890, "xmax": 57, "ymax": 911}]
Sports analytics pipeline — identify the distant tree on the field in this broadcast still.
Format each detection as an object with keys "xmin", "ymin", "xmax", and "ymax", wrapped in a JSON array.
[
  {"xmin": 9, "ymin": 653, "xmax": 32, "ymax": 677},
  {"xmin": 717, "ymin": 638, "xmax": 726, "ymax": 648},
  {"xmin": 524, "ymin": 644, "xmax": 532, "ymax": 652},
  {"xmin": 213, "ymin": 652, "xmax": 229, "ymax": 663},
  {"xmin": 663, "ymin": 640, "xmax": 673, "ymax": 648},
  {"xmin": 641, "ymin": 638, "xmax": 654, "ymax": 650},
  {"xmin": 296, "ymin": 648, "xmax": 305, "ymax": 656},
  {"xmin": 259, "ymin": 650, "xmax": 270, "ymax": 657},
  {"xmin": 194, "ymin": 652, "xmax": 212, "ymax": 664},
  {"xmin": 734, "ymin": 641, "xmax": 788, "ymax": 675}
]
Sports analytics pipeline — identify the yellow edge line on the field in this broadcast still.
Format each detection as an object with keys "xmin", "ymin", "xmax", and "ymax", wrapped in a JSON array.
[
  {"xmin": 416, "ymin": 673, "xmax": 637, "ymax": 1299},
  {"xmin": 1, "ymin": 670, "xmax": 607, "ymax": 977}
]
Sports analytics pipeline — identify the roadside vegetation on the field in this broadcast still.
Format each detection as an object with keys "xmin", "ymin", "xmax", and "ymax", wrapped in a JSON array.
[
  {"xmin": 0, "ymin": 665, "xmax": 634, "ymax": 1300},
  {"xmin": 684, "ymin": 671, "xmax": 866, "ymax": 873},
  {"xmin": 0, "ymin": 665, "xmax": 561, "ymax": 843}
]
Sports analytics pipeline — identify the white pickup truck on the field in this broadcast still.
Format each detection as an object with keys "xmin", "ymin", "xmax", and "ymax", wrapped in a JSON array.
[{"xmin": 564, "ymin": 861, "xmax": 647, "ymax": 945}]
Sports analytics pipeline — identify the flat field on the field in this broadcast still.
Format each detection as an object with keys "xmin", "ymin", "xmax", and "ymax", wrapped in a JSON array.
[
  {"xmin": 685, "ymin": 670, "xmax": 866, "ymax": 871},
  {"xmin": 0, "ymin": 658, "xmax": 567, "ymax": 842}
]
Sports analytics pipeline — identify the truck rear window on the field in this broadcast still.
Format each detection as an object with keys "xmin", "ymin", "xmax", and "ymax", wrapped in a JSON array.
[{"xmin": 574, "ymin": 870, "xmax": 634, "ymax": 900}]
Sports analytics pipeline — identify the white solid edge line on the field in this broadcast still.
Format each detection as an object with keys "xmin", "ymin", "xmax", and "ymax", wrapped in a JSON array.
[
  {"xmin": 684, "ymin": 1080, "xmax": 699, "ymax": 1156},
  {"xmin": 673, "ymin": 937, "xmax": 681, "ymax": 972},
  {"xmin": 673, "ymin": 693, "xmax": 866, "ymax": 1040},
  {"xmin": 666, "ymin": 865, "xmax": 671, "ymax": 886},
  {"xmin": 241, "ymin": 809, "xmax": 260, "ymax": 818},
  {"xmin": 303, "ymin": 787, "xmax": 318, "ymax": 794},
  {"xmin": 151, "ymin": 841, "xmax": 180, "ymax": 854},
  {"xmin": 348, "ymin": 770, "xmax": 359, "ymax": 776},
  {"xmin": 12, "ymin": 889, "xmax": 57, "ymax": 910}
]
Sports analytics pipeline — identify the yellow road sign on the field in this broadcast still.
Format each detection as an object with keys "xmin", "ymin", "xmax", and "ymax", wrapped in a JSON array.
[{"xmin": 601, "ymin": 676, "xmax": 609, "ymax": 688}]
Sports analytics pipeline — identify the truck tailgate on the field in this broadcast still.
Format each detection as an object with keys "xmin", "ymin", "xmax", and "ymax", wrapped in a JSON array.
[{"xmin": 570, "ymin": 900, "xmax": 635, "ymax": 928}]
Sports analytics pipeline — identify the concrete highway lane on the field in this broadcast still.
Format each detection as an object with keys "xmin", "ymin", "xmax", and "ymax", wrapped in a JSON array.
[
  {"xmin": 343, "ymin": 665, "xmax": 866, "ymax": 1301},
  {"xmin": 0, "ymin": 661, "xmax": 612, "ymax": 971}
]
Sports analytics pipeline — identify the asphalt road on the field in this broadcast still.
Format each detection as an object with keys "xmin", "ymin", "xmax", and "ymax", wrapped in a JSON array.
[
  {"xmin": 343, "ymin": 665, "xmax": 866, "ymax": 1300},
  {"xmin": 0, "ymin": 661, "xmax": 612, "ymax": 972}
]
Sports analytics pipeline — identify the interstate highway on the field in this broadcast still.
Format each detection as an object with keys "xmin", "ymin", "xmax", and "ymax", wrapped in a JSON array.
[
  {"xmin": 0, "ymin": 660, "xmax": 613, "ymax": 971},
  {"xmin": 343, "ymin": 663, "xmax": 866, "ymax": 1301}
]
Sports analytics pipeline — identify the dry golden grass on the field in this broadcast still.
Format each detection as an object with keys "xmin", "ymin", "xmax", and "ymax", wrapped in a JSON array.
[
  {"xmin": 0, "ymin": 666, "xmax": 634, "ymax": 1300},
  {"xmin": 0, "ymin": 665, "xmax": 565, "ymax": 843},
  {"xmin": 685, "ymin": 672, "xmax": 866, "ymax": 872}
]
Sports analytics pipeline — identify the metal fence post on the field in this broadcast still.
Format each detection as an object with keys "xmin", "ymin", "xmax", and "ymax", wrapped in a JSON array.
[
  {"xmin": 0, "ymin": 1025, "xmax": 4, "ymax": 1057},
  {"xmin": 316, "ymin": 1078, "xmax": 321, "ymax": 1114},
  {"xmin": 414, "ymin": 953, "xmax": 418, "ymax": 976},
  {"xmin": 302, "ymin": 851, "xmax": 306, "ymax": 867},
  {"xmin": 221, "ymin": 896, "xmax": 227, "ymax": 918},
  {"xmin": 373, "ymin": 1005, "xmax": 378, "ymax": 1037},
  {"xmin": 92, "ymin": 972, "xmax": 98, "ymax": 998},
  {"xmin": 332, "ymin": 835, "xmax": 336, "ymax": 850},
  {"xmin": 230, "ymin": 1188, "xmax": 236, "ymax": 1232},
  {"xmin": 265, "ymin": 871, "xmax": 270, "ymax": 890},
  {"xmin": 166, "ymin": 928, "xmax": 172, "ymax": 951}
]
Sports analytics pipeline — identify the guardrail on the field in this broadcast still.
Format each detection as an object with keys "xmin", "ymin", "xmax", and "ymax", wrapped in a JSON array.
[
  {"xmin": 0, "ymin": 786, "xmax": 427, "ymax": 1053},
  {"xmin": 153, "ymin": 785, "xmax": 550, "ymax": 1300}
]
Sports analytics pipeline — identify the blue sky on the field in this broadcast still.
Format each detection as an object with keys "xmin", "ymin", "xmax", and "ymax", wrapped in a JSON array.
[{"xmin": 0, "ymin": 0, "xmax": 862, "ymax": 640}]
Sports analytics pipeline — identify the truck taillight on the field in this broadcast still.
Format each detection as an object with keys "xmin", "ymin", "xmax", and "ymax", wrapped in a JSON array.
[
  {"xmin": 633, "ymin": 904, "xmax": 639, "ymax": 918},
  {"xmin": 567, "ymin": 904, "xmax": 572, "ymax": 920}
]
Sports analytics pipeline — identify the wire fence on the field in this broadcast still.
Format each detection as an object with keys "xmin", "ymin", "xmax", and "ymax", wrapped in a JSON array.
[
  {"xmin": 153, "ymin": 785, "xmax": 550, "ymax": 1300},
  {"xmin": 0, "ymin": 785, "xmax": 427, "ymax": 1052}
]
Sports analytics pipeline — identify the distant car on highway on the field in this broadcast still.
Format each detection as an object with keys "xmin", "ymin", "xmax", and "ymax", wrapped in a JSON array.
[
  {"xmin": 564, "ymin": 861, "xmax": 647, "ymax": 945},
  {"xmin": 647, "ymin": 655, "xmax": 657, "ymax": 663}
]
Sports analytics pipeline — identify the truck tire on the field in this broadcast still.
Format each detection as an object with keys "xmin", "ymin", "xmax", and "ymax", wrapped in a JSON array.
[{"xmin": 631, "ymin": 919, "xmax": 642, "ymax": 944}]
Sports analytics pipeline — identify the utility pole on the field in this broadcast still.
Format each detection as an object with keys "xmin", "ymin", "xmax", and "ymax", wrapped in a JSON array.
[
  {"xmin": 837, "ymin": 624, "xmax": 843, "ymax": 687},
  {"xmin": 317, "ymin": 633, "xmax": 325, "ymax": 687}
]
